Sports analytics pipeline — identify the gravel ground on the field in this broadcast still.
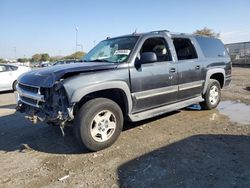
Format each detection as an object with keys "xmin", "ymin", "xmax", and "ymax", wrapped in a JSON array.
[{"xmin": 0, "ymin": 67, "xmax": 250, "ymax": 188}]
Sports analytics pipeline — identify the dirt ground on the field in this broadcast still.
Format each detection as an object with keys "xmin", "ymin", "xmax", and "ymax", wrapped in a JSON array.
[{"xmin": 0, "ymin": 67, "xmax": 250, "ymax": 188}]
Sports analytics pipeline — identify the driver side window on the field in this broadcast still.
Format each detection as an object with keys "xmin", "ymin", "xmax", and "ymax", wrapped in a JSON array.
[{"xmin": 139, "ymin": 37, "xmax": 172, "ymax": 62}]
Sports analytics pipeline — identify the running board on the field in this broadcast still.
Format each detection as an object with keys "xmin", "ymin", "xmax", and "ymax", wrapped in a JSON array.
[{"xmin": 128, "ymin": 96, "xmax": 204, "ymax": 122}]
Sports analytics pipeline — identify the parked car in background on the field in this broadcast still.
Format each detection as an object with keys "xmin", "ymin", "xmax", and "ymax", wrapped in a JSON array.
[
  {"xmin": 41, "ymin": 62, "xmax": 52, "ymax": 67},
  {"xmin": 0, "ymin": 64, "xmax": 31, "ymax": 91},
  {"xmin": 53, "ymin": 59, "xmax": 83, "ymax": 66}
]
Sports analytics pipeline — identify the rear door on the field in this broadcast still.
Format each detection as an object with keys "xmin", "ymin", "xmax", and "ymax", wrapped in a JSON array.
[
  {"xmin": 129, "ymin": 36, "xmax": 178, "ymax": 112},
  {"xmin": 173, "ymin": 37, "xmax": 204, "ymax": 100}
]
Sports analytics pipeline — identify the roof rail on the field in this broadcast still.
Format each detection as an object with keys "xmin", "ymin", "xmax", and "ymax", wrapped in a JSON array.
[{"xmin": 150, "ymin": 30, "xmax": 170, "ymax": 34}]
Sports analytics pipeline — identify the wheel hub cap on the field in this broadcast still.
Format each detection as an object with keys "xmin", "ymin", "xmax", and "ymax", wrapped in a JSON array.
[
  {"xmin": 90, "ymin": 110, "xmax": 117, "ymax": 142},
  {"xmin": 209, "ymin": 85, "xmax": 219, "ymax": 105}
]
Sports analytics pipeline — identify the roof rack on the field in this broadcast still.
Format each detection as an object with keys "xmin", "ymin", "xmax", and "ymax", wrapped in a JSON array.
[{"xmin": 150, "ymin": 30, "xmax": 170, "ymax": 34}]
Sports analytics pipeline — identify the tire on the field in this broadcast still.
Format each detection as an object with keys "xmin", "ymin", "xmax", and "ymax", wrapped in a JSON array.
[
  {"xmin": 74, "ymin": 98, "xmax": 124, "ymax": 151},
  {"xmin": 200, "ymin": 79, "xmax": 221, "ymax": 110},
  {"xmin": 12, "ymin": 80, "xmax": 18, "ymax": 91}
]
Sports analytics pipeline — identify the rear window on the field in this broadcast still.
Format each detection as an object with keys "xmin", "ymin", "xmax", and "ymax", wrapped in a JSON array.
[{"xmin": 195, "ymin": 36, "xmax": 228, "ymax": 58}]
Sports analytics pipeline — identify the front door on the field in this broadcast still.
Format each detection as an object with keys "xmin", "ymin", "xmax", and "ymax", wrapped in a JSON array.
[{"xmin": 129, "ymin": 36, "xmax": 178, "ymax": 112}]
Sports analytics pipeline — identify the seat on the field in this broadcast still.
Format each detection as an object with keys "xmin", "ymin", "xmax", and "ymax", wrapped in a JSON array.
[{"xmin": 153, "ymin": 45, "xmax": 167, "ymax": 61}]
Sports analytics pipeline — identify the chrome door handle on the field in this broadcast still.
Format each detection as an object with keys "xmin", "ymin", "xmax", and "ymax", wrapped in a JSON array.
[
  {"xmin": 195, "ymin": 65, "xmax": 200, "ymax": 70},
  {"xmin": 170, "ymin": 68, "xmax": 176, "ymax": 73}
]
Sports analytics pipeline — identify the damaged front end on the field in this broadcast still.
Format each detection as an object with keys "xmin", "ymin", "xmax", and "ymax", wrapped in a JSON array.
[{"xmin": 16, "ymin": 81, "xmax": 74, "ymax": 134}]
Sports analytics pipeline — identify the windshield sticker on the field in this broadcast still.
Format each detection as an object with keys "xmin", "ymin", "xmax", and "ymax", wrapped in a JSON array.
[{"xmin": 114, "ymin": 50, "xmax": 131, "ymax": 55}]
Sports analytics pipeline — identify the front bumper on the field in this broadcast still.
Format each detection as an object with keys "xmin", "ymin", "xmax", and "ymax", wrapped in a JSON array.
[{"xmin": 16, "ymin": 82, "xmax": 74, "ymax": 125}]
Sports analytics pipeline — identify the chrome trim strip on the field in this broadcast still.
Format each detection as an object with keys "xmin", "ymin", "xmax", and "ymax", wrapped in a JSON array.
[
  {"xmin": 134, "ymin": 85, "xmax": 178, "ymax": 100},
  {"xmin": 133, "ymin": 80, "xmax": 204, "ymax": 100},
  {"xmin": 179, "ymin": 80, "xmax": 204, "ymax": 91},
  {"xmin": 17, "ymin": 85, "xmax": 45, "ymax": 102}
]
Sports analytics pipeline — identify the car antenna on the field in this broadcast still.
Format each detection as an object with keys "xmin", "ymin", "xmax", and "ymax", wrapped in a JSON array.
[{"xmin": 132, "ymin": 28, "xmax": 137, "ymax": 35}]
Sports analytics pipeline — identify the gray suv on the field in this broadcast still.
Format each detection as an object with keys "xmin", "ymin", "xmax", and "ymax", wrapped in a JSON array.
[{"xmin": 17, "ymin": 30, "xmax": 232, "ymax": 151}]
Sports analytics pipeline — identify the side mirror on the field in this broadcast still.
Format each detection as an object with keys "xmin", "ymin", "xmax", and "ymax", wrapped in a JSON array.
[{"xmin": 140, "ymin": 52, "xmax": 157, "ymax": 64}]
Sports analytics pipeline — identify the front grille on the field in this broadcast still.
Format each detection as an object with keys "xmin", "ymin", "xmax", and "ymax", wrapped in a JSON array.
[
  {"xmin": 19, "ymin": 83, "xmax": 39, "ymax": 93},
  {"xmin": 17, "ymin": 83, "xmax": 45, "ymax": 107},
  {"xmin": 20, "ymin": 96, "xmax": 37, "ymax": 106}
]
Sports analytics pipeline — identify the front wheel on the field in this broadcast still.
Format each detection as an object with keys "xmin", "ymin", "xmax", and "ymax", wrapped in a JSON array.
[
  {"xmin": 200, "ymin": 79, "xmax": 221, "ymax": 110},
  {"xmin": 74, "ymin": 98, "xmax": 124, "ymax": 151}
]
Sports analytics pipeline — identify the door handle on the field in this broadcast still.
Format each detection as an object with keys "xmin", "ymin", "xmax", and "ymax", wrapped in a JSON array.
[
  {"xmin": 195, "ymin": 65, "xmax": 200, "ymax": 70},
  {"xmin": 170, "ymin": 68, "xmax": 176, "ymax": 73}
]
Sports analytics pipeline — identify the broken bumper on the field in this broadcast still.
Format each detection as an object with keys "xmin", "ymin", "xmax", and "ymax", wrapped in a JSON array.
[{"xmin": 16, "ymin": 82, "xmax": 74, "ymax": 125}]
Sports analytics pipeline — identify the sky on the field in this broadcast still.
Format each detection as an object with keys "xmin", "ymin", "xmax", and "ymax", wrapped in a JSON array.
[{"xmin": 0, "ymin": 0, "xmax": 250, "ymax": 59}]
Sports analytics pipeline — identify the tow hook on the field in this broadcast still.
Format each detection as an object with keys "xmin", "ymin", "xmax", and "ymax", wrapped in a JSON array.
[{"xmin": 25, "ymin": 115, "xmax": 38, "ymax": 124}]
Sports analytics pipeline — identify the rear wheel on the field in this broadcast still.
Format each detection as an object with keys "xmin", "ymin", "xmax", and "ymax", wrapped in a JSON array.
[
  {"xmin": 74, "ymin": 98, "xmax": 124, "ymax": 151},
  {"xmin": 200, "ymin": 79, "xmax": 221, "ymax": 110}
]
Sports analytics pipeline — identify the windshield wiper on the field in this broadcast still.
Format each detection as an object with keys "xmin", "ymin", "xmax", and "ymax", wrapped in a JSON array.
[{"xmin": 84, "ymin": 59, "xmax": 111, "ymax": 63}]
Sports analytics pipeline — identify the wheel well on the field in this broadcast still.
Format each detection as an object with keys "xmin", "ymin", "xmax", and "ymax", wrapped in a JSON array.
[
  {"xmin": 74, "ymin": 89, "xmax": 129, "ymax": 117},
  {"xmin": 210, "ymin": 73, "xmax": 224, "ymax": 88},
  {"xmin": 12, "ymin": 80, "xmax": 17, "ymax": 90}
]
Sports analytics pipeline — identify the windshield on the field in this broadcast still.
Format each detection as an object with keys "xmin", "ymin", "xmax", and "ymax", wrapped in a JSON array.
[{"xmin": 83, "ymin": 36, "xmax": 138, "ymax": 63}]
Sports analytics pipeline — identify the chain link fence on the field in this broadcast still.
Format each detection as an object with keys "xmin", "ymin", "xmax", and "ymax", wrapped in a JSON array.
[{"xmin": 225, "ymin": 42, "xmax": 250, "ymax": 65}]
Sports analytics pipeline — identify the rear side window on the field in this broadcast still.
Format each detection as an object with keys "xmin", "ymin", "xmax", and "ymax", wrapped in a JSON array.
[
  {"xmin": 195, "ymin": 36, "xmax": 228, "ymax": 58},
  {"xmin": 173, "ymin": 38, "xmax": 198, "ymax": 60}
]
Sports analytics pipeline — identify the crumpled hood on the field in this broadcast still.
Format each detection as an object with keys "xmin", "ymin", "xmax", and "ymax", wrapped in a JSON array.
[{"xmin": 18, "ymin": 62, "xmax": 118, "ymax": 88}]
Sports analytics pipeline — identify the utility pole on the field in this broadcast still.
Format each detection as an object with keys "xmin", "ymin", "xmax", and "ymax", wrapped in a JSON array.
[
  {"xmin": 14, "ymin": 47, "xmax": 16, "ymax": 60},
  {"xmin": 77, "ymin": 44, "xmax": 83, "ymax": 52},
  {"xmin": 75, "ymin": 26, "xmax": 78, "ymax": 53}
]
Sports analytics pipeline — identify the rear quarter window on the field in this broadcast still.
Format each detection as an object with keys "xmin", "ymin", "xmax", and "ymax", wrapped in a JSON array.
[{"xmin": 195, "ymin": 36, "xmax": 228, "ymax": 58}]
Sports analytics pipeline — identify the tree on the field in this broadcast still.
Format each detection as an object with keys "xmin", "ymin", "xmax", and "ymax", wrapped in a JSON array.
[
  {"xmin": 194, "ymin": 27, "xmax": 220, "ymax": 38},
  {"xmin": 49, "ymin": 56, "xmax": 62, "ymax": 62},
  {"xmin": 17, "ymin": 58, "xmax": 29, "ymax": 63},
  {"xmin": 31, "ymin": 54, "xmax": 41, "ymax": 62},
  {"xmin": 40, "ymin": 53, "xmax": 50, "ymax": 62},
  {"xmin": 0, "ymin": 58, "xmax": 7, "ymax": 64},
  {"xmin": 64, "ymin": 51, "xmax": 86, "ymax": 60}
]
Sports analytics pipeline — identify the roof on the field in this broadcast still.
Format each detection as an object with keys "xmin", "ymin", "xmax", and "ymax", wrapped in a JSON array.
[{"xmin": 107, "ymin": 30, "xmax": 199, "ymax": 40}]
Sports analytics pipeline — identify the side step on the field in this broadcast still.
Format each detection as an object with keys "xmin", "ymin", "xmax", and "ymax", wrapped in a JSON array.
[{"xmin": 128, "ymin": 96, "xmax": 204, "ymax": 122}]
